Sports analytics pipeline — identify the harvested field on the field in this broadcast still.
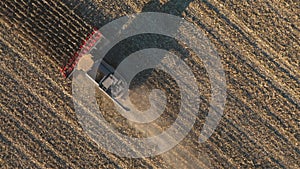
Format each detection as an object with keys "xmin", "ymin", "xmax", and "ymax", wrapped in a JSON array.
[{"xmin": 1, "ymin": 0, "xmax": 299, "ymax": 168}]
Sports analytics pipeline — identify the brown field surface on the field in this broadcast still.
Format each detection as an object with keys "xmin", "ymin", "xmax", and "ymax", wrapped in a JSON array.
[{"xmin": 1, "ymin": 0, "xmax": 299, "ymax": 168}]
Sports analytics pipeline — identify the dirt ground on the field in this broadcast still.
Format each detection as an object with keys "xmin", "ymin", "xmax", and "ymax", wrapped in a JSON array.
[{"xmin": 1, "ymin": 0, "xmax": 299, "ymax": 168}]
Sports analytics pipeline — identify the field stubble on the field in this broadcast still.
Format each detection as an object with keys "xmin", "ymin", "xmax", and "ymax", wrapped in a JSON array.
[{"xmin": 1, "ymin": 0, "xmax": 299, "ymax": 168}]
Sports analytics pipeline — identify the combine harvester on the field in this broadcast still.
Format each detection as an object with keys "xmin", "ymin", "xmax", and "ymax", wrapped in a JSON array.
[{"xmin": 60, "ymin": 28, "xmax": 129, "ymax": 111}]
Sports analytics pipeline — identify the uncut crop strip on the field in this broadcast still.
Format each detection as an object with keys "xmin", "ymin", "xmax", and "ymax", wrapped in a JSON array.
[{"xmin": 2, "ymin": 0, "xmax": 94, "ymax": 67}]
